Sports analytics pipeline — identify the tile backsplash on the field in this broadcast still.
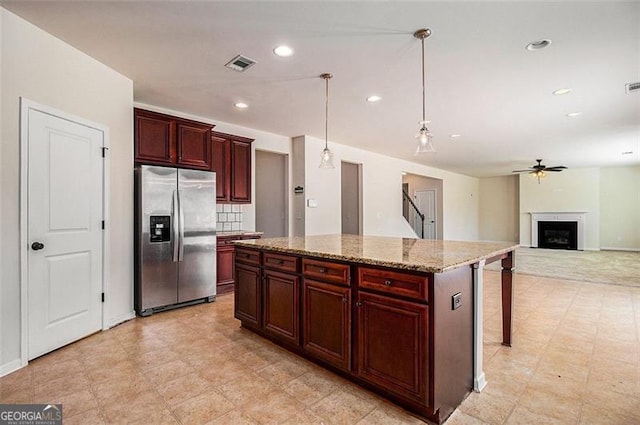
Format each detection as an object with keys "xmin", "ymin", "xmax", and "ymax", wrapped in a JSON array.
[{"xmin": 216, "ymin": 204, "xmax": 243, "ymax": 231}]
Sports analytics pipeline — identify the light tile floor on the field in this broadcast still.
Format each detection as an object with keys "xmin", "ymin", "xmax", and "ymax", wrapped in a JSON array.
[{"xmin": 1, "ymin": 270, "xmax": 639, "ymax": 424}]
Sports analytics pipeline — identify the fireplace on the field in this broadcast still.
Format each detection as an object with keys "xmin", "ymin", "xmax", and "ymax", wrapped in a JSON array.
[
  {"xmin": 530, "ymin": 212, "xmax": 586, "ymax": 250},
  {"xmin": 538, "ymin": 221, "xmax": 578, "ymax": 250}
]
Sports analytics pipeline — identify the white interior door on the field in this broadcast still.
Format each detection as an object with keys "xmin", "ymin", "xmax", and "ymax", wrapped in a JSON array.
[
  {"xmin": 26, "ymin": 106, "xmax": 104, "ymax": 360},
  {"xmin": 415, "ymin": 190, "xmax": 436, "ymax": 239}
]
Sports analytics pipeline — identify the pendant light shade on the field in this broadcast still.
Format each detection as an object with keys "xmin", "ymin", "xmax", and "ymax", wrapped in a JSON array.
[
  {"xmin": 319, "ymin": 73, "xmax": 335, "ymax": 169},
  {"xmin": 414, "ymin": 28, "xmax": 435, "ymax": 154}
]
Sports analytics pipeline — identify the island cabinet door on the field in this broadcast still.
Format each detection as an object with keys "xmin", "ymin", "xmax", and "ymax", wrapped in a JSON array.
[
  {"xmin": 234, "ymin": 263, "xmax": 262, "ymax": 328},
  {"xmin": 302, "ymin": 279, "xmax": 351, "ymax": 372},
  {"xmin": 263, "ymin": 269, "xmax": 300, "ymax": 345},
  {"xmin": 356, "ymin": 291, "xmax": 429, "ymax": 405}
]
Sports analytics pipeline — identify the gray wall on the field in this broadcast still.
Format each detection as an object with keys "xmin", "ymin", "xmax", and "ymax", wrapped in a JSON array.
[
  {"xmin": 256, "ymin": 150, "xmax": 288, "ymax": 238},
  {"xmin": 341, "ymin": 161, "xmax": 361, "ymax": 235}
]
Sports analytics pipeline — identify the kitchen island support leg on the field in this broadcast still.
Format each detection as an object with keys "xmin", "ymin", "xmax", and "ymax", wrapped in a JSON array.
[
  {"xmin": 472, "ymin": 260, "xmax": 487, "ymax": 392},
  {"xmin": 501, "ymin": 251, "xmax": 514, "ymax": 346}
]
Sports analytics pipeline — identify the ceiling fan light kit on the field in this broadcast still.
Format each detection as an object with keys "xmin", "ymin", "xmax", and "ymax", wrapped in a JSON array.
[{"xmin": 512, "ymin": 159, "xmax": 567, "ymax": 184}]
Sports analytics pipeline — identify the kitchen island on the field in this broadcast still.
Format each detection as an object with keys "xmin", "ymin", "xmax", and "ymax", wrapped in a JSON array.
[{"xmin": 233, "ymin": 235, "xmax": 516, "ymax": 424}]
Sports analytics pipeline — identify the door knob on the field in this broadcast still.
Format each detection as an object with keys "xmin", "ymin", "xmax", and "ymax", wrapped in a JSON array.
[{"xmin": 31, "ymin": 242, "xmax": 45, "ymax": 251}]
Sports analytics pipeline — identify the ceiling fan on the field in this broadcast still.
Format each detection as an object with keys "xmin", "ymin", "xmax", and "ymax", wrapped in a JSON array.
[{"xmin": 512, "ymin": 159, "xmax": 567, "ymax": 183}]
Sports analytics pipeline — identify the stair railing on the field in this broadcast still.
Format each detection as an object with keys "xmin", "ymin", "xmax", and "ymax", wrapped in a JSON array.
[{"xmin": 402, "ymin": 189, "xmax": 425, "ymax": 238}]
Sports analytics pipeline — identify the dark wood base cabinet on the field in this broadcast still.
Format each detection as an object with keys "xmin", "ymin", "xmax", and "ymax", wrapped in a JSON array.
[
  {"xmin": 234, "ymin": 247, "xmax": 474, "ymax": 424},
  {"xmin": 217, "ymin": 234, "xmax": 261, "ymax": 295}
]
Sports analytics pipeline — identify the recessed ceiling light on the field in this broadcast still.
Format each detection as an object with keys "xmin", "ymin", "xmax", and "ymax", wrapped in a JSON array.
[
  {"xmin": 366, "ymin": 95, "xmax": 382, "ymax": 102},
  {"xmin": 526, "ymin": 39, "xmax": 552, "ymax": 51},
  {"xmin": 234, "ymin": 102, "xmax": 248, "ymax": 109},
  {"xmin": 566, "ymin": 112, "xmax": 582, "ymax": 117},
  {"xmin": 622, "ymin": 151, "xmax": 634, "ymax": 155},
  {"xmin": 449, "ymin": 134, "xmax": 461, "ymax": 139},
  {"xmin": 273, "ymin": 45, "xmax": 294, "ymax": 57},
  {"xmin": 553, "ymin": 88, "xmax": 572, "ymax": 96}
]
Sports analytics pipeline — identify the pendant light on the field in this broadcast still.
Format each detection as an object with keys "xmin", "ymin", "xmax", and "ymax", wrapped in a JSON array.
[
  {"xmin": 414, "ymin": 28, "xmax": 435, "ymax": 154},
  {"xmin": 319, "ymin": 73, "xmax": 335, "ymax": 169}
]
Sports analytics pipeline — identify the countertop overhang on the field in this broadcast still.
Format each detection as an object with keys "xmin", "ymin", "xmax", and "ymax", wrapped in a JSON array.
[{"xmin": 234, "ymin": 234, "xmax": 517, "ymax": 274}]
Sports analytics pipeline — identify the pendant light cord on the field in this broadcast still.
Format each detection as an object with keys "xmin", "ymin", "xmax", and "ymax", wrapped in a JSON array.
[
  {"xmin": 325, "ymin": 76, "xmax": 329, "ymax": 149},
  {"xmin": 421, "ymin": 36, "xmax": 426, "ymax": 124}
]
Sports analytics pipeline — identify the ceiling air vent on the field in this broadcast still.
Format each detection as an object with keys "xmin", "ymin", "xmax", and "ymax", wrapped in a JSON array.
[
  {"xmin": 625, "ymin": 81, "xmax": 640, "ymax": 93},
  {"xmin": 225, "ymin": 55, "xmax": 256, "ymax": 72}
]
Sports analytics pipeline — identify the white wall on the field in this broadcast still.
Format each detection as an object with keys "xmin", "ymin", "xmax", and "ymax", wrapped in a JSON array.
[
  {"xmin": 479, "ymin": 175, "xmax": 519, "ymax": 242},
  {"xmin": 1, "ymin": 9, "xmax": 134, "ymax": 373},
  {"xmin": 600, "ymin": 166, "xmax": 640, "ymax": 250},
  {"xmin": 302, "ymin": 136, "xmax": 480, "ymax": 240},
  {"xmin": 519, "ymin": 168, "xmax": 600, "ymax": 249}
]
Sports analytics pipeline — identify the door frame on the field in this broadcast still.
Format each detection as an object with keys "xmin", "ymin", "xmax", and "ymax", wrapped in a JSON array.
[
  {"xmin": 19, "ymin": 98, "xmax": 110, "ymax": 367},
  {"xmin": 415, "ymin": 188, "xmax": 437, "ymax": 239}
]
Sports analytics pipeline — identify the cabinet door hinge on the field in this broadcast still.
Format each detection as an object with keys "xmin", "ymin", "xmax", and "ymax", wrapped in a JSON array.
[
  {"xmin": 101, "ymin": 147, "xmax": 109, "ymax": 158},
  {"xmin": 101, "ymin": 292, "xmax": 105, "ymax": 303},
  {"xmin": 101, "ymin": 220, "xmax": 105, "ymax": 230}
]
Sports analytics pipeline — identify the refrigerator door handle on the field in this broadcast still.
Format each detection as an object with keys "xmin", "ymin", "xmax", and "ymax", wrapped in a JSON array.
[
  {"xmin": 178, "ymin": 190, "xmax": 185, "ymax": 261},
  {"xmin": 172, "ymin": 190, "xmax": 179, "ymax": 262}
]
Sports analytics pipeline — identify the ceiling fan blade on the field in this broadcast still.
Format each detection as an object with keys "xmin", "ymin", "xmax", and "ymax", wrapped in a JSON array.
[
  {"xmin": 545, "ymin": 166, "xmax": 567, "ymax": 171},
  {"xmin": 545, "ymin": 169, "xmax": 564, "ymax": 172},
  {"xmin": 512, "ymin": 169, "xmax": 533, "ymax": 173}
]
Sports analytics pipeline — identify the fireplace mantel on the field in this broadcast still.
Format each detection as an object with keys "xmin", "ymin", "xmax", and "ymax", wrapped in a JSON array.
[{"xmin": 530, "ymin": 212, "xmax": 586, "ymax": 250}]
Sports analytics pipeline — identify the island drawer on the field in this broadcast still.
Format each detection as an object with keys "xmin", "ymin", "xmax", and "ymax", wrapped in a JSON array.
[
  {"xmin": 263, "ymin": 252, "xmax": 300, "ymax": 273},
  {"xmin": 302, "ymin": 258, "xmax": 350, "ymax": 286},
  {"xmin": 358, "ymin": 267, "xmax": 430, "ymax": 301},
  {"xmin": 235, "ymin": 248, "xmax": 261, "ymax": 266}
]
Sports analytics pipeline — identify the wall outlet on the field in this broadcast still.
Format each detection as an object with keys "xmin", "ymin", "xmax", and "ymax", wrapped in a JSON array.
[{"xmin": 452, "ymin": 292, "xmax": 462, "ymax": 310}]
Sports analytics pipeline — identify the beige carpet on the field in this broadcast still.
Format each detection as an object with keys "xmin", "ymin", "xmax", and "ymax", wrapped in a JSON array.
[{"xmin": 485, "ymin": 247, "xmax": 640, "ymax": 287}]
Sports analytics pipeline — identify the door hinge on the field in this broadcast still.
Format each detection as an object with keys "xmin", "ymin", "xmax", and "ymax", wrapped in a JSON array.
[
  {"xmin": 101, "ymin": 220, "xmax": 105, "ymax": 230},
  {"xmin": 101, "ymin": 147, "xmax": 109, "ymax": 158},
  {"xmin": 101, "ymin": 292, "xmax": 105, "ymax": 303}
]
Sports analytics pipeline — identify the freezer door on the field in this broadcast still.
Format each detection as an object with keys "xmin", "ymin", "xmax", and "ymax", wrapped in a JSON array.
[
  {"xmin": 138, "ymin": 165, "xmax": 178, "ymax": 311},
  {"xmin": 177, "ymin": 169, "xmax": 217, "ymax": 302}
]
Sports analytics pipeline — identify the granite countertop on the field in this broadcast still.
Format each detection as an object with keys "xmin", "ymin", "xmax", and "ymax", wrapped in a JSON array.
[
  {"xmin": 234, "ymin": 234, "xmax": 517, "ymax": 273},
  {"xmin": 217, "ymin": 230, "xmax": 264, "ymax": 238}
]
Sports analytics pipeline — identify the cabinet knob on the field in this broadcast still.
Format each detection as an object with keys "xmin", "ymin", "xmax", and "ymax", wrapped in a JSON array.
[
  {"xmin": 384, "ymin": 280, "xmax": 392, "ymax": 286},
  {"xmin": 356, "ymin": 301, "xmax": 362, "ymax": 307},
  {"xmin": 318, "ymin": 267, "xmax": 327, "ymax": 274},
  {"xmin": 342, "ymin": 296, "xmax": 348, "ymax": 303},
  {"xmin": 276, "ymin": 259, "xmax": 284, "ymax": 265}
]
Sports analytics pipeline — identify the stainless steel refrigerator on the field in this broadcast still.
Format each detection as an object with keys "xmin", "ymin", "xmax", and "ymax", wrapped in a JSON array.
[{"xmin": 135, "ymin": 165, "xmax": 216, "ymax": 316}]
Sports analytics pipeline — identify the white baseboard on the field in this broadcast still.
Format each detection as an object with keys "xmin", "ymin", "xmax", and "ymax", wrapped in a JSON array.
[
  {"xmin": 0, "ymin": 358, "xmax": 25, "ymax": 378},
  {"xmin": 106, "ymin": 310, "xmax": 136, "ymax": 329},
  {"xmin": 600, "ymin": 246, "xmax": 640, "ymax": 252}
]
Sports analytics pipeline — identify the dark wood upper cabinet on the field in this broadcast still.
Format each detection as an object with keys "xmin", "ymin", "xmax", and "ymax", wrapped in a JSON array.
[
  {"xmin": 212, "ymin": 131, "xmax": 254, "ymax": 204},
  {"xmin": 134, "ymin": 108, "xmax": 214, "ymax": 171},
  {"xmin": 230, "ymin": 139, "xmax": 252, "ymax": 202},
  {"xmin": 176, "ymin": 122, "xmax": 213, "ymax": 170},
  {"xmin": 212, "ymin": 135, "xmax": 229, "ymax": 201},
  {"xmin": 134, "ymin": 110, "xmax": 175, "ymax": 165}
]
